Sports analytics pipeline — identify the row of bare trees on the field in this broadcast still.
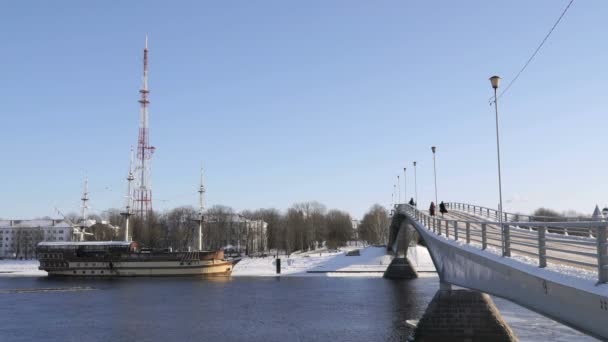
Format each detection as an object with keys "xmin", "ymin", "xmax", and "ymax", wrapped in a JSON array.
[{"xmin": 82, "ymin": 202, "xmax": 390, "ymax": 254}]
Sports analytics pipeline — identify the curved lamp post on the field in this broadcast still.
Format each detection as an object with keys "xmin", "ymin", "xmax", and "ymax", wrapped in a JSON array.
[
  {"xmin": 413, "ymin": 161, "xmax": 418, "ymax": 207},
  {"xmin": 431, "ymin": 146, "xmax": 438, "ymax": 207},
  {"xmin": 403, "ymin": 167, "xmax": 407, "ymax": 204},
  {"xmin": 490, "ymin": 75, "xmax": 507, "ymax": 256}
]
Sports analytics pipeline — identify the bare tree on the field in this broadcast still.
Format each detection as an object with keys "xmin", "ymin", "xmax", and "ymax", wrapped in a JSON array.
[
  {"xmin": 325, "ymin": 209, "xmax": 352, "ymax": 249},
  {"xmin": 359, "ymin": 204, "xmax": 390, "ymax": 245}
]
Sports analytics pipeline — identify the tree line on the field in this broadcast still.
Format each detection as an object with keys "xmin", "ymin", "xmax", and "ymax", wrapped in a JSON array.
[{"xmin": 82, "ymin": 202, "xmax": 391, "ymax": 255}]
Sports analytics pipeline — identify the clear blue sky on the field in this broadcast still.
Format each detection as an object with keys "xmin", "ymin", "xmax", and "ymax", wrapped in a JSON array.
[{"xmin": 1, "ymin": 1, "xmax": 607, "ymax": 219}]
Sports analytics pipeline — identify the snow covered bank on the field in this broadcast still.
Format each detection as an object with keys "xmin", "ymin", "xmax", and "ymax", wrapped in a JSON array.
[
  {"xmin": 232, "ymin": 246, "xmax": 392, "ymax": 277},
  {"xmin": 0, "ymin": 246, "xmax": 407, "ymax": 278},
  {"xmin": 0, "ymin": 260, "xmax": 46, "ymax": 277},
  {"xmin": 407, "ymin": 245, "xmax": 436, "ymax": 272}
]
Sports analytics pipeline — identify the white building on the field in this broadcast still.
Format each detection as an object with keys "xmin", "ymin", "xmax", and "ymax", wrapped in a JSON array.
[
  {"xmin": 0, "ymin": 219, "xmax": 74, "ymax": 258},
  {"xmin": 204, "ymin": 214, "xmax": 268, "ymax": 255}
]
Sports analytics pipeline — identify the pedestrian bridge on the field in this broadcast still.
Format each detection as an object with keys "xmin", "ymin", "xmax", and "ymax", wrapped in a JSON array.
[{"xmin": 389, "ymin": 202, "xmax": 608, "ymax": 339}]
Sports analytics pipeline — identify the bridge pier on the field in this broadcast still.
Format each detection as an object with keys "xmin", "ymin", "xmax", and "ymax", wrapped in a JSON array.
[
  {"xmin": 414, "ymin": 289, "xmax": 518, "ymax": 342},
  {"xmin": 383, "ymin": 257, "xmax": 418, "ymax": 279}
]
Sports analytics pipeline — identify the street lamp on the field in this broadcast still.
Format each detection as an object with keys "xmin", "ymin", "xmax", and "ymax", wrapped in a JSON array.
[
  {"xmin": 403, "ymin": 167, "xmax": 407, "ymax": 204},
  {"xmin": 431, "ymin": 146, "xmax": 438, "ymax": 207},
  {"xmin": 393, "ymin": 184, "xmax": 397, "ymax": 206},
  {"xmin": 490, "ymin": 75, "xmax": 507, "ymax": 256},
  {"xmin": 413, "ymin": 161, "xmax": 418, "ymax": 207},
  {"xmin": 397, "ymin": 175, "xmax": 401, "ymax": 203}
]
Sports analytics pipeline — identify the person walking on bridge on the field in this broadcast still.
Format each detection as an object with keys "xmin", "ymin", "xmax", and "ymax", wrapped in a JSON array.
[
  {"xmin": 439, "ymin": 201, "xmax": 448, "ymax": 217},
  {"xmin": 429, "ymin": 202, "xmax": 436, "ymax": 216},
  {"xmin": 409, "ymin": 198, "xmax": 415, "ymax": 207}
]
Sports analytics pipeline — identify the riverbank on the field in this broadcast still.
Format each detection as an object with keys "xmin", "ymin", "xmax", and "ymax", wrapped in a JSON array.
[{"xmin": 0, "ymin": 245, "xmax": 436, "ymax": 277}]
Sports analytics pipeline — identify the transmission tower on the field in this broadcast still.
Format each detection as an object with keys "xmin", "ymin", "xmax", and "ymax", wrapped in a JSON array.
[{"xmin": 133, "ymin": 36, "xmax": 155, "ymax": 218}]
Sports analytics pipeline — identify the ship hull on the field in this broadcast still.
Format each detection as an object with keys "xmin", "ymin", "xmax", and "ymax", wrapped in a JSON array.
[
  {"xmin": 42, "ymin": 260, "xmax": 234, "ymax": 277},
  {"xmin": 37, "ymin": 242, "xmax": 234, "ymax": 277}
]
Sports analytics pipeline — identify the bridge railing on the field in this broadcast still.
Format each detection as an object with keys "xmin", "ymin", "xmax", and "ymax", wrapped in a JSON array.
[
  {"xmin": 446, "ymin": 202, "xmax": 589, "ymax": 224},
  {"xmin": 399, "ymin": 204, "xmax": 608, "ymax": 284}
]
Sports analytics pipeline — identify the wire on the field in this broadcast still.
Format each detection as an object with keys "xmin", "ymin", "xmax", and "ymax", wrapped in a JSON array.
[{"xmin": 491, "ymin": 0, "xmax": 575, "ymax": 103}]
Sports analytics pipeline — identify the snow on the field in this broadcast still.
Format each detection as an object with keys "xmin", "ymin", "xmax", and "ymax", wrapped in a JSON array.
[
  {"xmin": 0, "ymin": 260, "xmax": 46, "ymax": 277},
  {"xmin": 407, "ymin": 245, "xmax": 436, "ymax": 272},
  {"xmin": 0, "ymin": 246, "xmax": 394, "ymax": 278},
  {"xmin": 232, "ymin": 246, "xmax": 392, "ymax": 277}
]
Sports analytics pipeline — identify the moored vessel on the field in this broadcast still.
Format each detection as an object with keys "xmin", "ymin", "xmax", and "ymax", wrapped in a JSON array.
[{"xmin": 37, "ymin": 241, "xmax": 234, "ymax": 277}]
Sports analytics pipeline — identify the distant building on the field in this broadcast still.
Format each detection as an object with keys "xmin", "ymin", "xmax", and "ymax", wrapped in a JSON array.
[
  {"xmin": 0, "ymin": 218, "xmax": 114, "ymax": 259},
  {"xmin": 351, "ymin": 219, "xmax": 360, "ymax": 240},
  {"xmin": 0, "ymin": 219, "xmax": 73, "ymax": 258},
  {"xmin": 204, "ymin": 214, "xmax": 267, "ymax": 255}
]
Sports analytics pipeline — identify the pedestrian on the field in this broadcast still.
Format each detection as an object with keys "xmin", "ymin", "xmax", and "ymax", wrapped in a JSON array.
[
  {"xmin": 439, "ymin": 201, "xmax": 448, "ymax": 216},
  {"xmin": 429, "ymin": 202, "xmax": 436, "ymax": 216},
  {"xmin": 409, "ymin": 198, "xmax": 415, "ymax": 206}
]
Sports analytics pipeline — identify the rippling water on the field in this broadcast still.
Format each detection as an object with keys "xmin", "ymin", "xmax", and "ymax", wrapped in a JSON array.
[{"xmin": 0, "ymin": 275, "xmax": 596, "ymax": 341}]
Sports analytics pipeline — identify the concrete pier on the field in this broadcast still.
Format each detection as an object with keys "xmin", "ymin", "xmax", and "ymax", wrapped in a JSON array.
[
  {"xmin": 414, "ymin": 289, "xmax": 518, "ymax": 342},
  {"xmin": 383, "ymin": 257, "xmax": 418, "ymax": 279}
]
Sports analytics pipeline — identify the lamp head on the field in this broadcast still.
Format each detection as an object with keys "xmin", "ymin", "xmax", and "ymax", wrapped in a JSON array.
[
  {"xmin": 489, "ymin": 75, "xmax": 501, "ymax": 89},
  {"xmin": 431, "ymin": 146, "xmax": 436, "ymax": 154},
  {"xmin": 413, "ymin": 161, "xmax": 416, "ymax": 166}
]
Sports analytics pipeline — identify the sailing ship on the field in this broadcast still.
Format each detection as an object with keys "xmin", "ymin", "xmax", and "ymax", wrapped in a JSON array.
[{"xmin": 36, "ymin": 242, "xmax": 233, "ymax": 277}]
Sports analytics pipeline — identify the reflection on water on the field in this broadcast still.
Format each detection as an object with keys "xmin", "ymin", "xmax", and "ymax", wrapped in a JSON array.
[{"xmin": 0, "ymin": 274, "xmax": 598, "ymax": 342}]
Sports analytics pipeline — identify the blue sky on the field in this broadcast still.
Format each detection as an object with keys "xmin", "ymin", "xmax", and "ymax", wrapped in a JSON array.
[{"xmin": 1, "ymin": 1, "xmax": 607, "ymax": 219}]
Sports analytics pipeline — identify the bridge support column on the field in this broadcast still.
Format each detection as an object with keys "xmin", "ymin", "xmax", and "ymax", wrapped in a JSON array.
[
  {"xmin": 482, "ymin": 223, "xmax": 487, "ymax": 250},
  {"xmin": 597, "ymin": 224, "xmax": 608, "ymax": 283},
  {"xmin": 383, "ymin": 257, "xmax": 418, "ymax": 279},
  {"xmin": 414, "ymin": 289, "xmax": 518, "ymax": 342},
  {"xmin": 538, "ymin": 226, "xmax": 547, "ymax": 268},
  {"xmin": 502, "ymin": 223, "xmax": 511, "ymax": 257}
]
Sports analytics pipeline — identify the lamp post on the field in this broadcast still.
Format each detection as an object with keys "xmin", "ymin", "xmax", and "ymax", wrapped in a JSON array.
[
  {"xmin": 393, "ymin": 184, "xmax": 397, "ymax": 207},
  {"xmin": 413, "ymin": 161, "xmax": 418, "ymax": 207},
  {"xmin": 431, "ymin": 146, "xmax": 438, "ymax": 207},
  {"xmin": 403, "ymin": 167, "xmax": 407, "ymax": 204},
  {"xmin": 397, "ymin": 175, "xmax": 401, "ymax": 203},
  {"xmin": 490, "ymin": 75, "xmax": 507, "ymax": 256}
]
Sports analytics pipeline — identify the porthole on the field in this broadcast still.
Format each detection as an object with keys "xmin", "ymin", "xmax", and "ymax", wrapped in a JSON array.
[
  {"xmin": 101, "ymin": 271, "xmax": 104, "ymax": 274},
  {"xmin": 180, "ymin": 262, "xmax": 184, "ymax": 266},
  {"xmin": 188, "ymin": 262, "xmax": 191, "ymax": 266},
  {"xmin": 82, "ymin": 271, "xmax": 85, "ymax": 274},
  {"xmin": 73, "ymin": 270, "xmax": 76, "ymax": 274}
]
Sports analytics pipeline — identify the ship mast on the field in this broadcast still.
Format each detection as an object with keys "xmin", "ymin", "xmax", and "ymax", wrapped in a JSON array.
[
  {"xmin": 121, "ymin": 147, "xmax": 135, "ymax": 241},
  {"xmin": 197, "ymin": 166, "xmax": 206, "ymax": 251},
  {"xmin": 79, "ymin": 176, "xmax": 89, "ymax": 242}
]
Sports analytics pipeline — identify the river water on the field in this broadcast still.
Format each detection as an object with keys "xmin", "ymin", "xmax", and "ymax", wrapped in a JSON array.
[{"xmin": 0, "ymin": 274, "xmax": 596, "ymax": 342}]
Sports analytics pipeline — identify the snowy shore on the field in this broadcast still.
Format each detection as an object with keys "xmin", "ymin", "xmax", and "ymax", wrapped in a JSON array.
[{"xmin": 0, "ymin": 246, "xmax": 436, "ymax": 277}]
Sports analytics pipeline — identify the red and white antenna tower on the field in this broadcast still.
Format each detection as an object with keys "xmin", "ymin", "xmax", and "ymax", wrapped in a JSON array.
[{"xmin": 133, "ymin": 35, "xmax": 155, "ymax": 218}]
